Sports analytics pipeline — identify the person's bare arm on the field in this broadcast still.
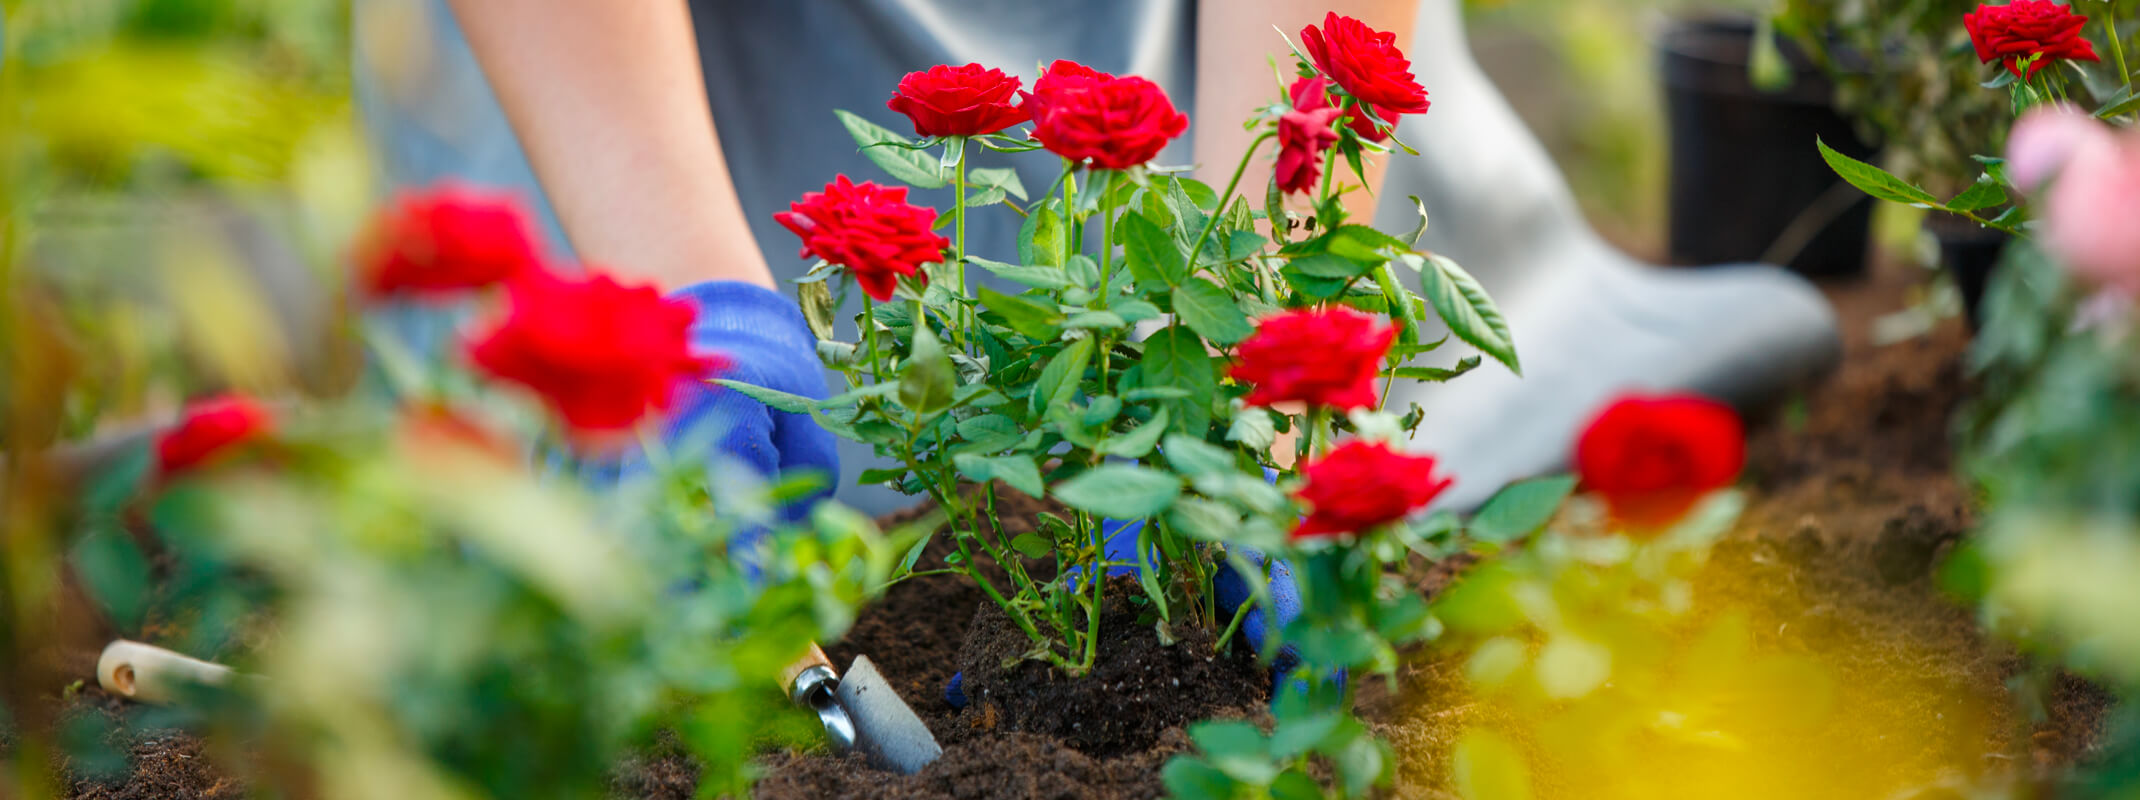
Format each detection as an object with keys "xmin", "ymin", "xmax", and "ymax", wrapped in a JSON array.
[
  {"xmin": 447, "ymin": 0, "xmax": 773, "ymax": 291},
  {"xmin": 1193, "ymin": 1, "xmax": 1419, "ymax": 220}
]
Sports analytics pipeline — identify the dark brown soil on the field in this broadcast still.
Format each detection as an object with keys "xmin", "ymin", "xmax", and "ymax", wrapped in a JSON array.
[
  {"xmin": 11, "ymin": 259, "xmax": 2117, "ymax": 799},
  {"xmin": 945, "ymin": 574, "xmax": 1267, "ymax": 757}
]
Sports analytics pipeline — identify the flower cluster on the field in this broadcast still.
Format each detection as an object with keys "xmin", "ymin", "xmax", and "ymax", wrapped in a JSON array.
[
  {"xmin": 774, "ymin": 176, "xmax": 949, "ymax": 302},
  {"xmin": 1228, "ymin": 307, "xmax": 1395, "ymax": 411},
  {"xmin": 1291, "ymin": 440, "xmax": 1453, "ymax": 540}
]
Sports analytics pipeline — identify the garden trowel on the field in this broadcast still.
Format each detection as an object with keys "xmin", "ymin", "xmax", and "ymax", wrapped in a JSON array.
[{"xmin": 781, "ymin": 643, "xmax": 942, "ymax": 774}]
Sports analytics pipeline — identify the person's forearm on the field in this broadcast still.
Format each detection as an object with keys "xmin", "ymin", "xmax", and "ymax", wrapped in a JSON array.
[
  {"xmin": 1194, "ymin": 1, "xmax": 1419, "ymax": 222},
  {"xmin": 447, "ymin": 0, "xmax": 773, "ymax": 290}
]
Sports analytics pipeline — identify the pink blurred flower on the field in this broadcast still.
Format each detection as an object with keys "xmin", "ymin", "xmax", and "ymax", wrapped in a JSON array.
[{"xmin": 2007, "ymin": 106, "xmax": 2104, "ymax": 193}]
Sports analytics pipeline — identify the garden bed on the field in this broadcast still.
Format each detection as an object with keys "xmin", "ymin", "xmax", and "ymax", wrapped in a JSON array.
[{"xmin": 14, "ymin": 259, "xmax": 2116, "ymax": 798}]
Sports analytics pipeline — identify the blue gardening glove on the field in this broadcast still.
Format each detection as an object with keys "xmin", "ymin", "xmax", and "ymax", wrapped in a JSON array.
[
  {"xmin": 944, "ymin": 518, "xmax": 1306, "ymax": 708},
  {"xmin": 657, "ymin": 280, "xmax": 839, "ymax": 522}
]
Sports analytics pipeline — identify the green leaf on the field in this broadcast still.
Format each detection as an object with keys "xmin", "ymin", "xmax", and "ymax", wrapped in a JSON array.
[
  {"xmin": 1097, "ymin": 408, "xmax": 1171, "ymax": 458},
  {"xmin": 1142, "ymin": 326, "xmax": 1215, "ymax": 436},
  {"xmin": 2097, "ymin": 89, "xmax": 2140, "ymax": 119},
  {"xmin": 1946, "ymin": 174, "xmax": 2008, "ymax": 213},
  {"xmin": 968, "ymin": 256, "xmax": 1072, "ymax": 290},
  {"xmin": 1122, "ymin": 210, "xmax": 1189, "ymax": 287},
  {"xmin": 1336, "ymin": 736, "xmax": 1391, "ymax": 797},
  {"xmin": 1161, "ymin": 759, "xmax": 1237, "ymax": 800},
  {"xmin": 1067, "ymin": 254, "xmax": 1101, "ymax": 288},
  {"xmin": 1053, "ymin": 464, "xmax": 1182, "ymax": 518},
  {"xmin": 1468, "ymin": 474, "xmax": 1577, "ymax": 544},
  {"xmin": 713, "ymin": 379, "xmax": 819, "ymax": 414},
  {"xmin": 1009, "ymin": 532, "xmax": 1054, "ymax": 559},
  {"xmin": 1268, "ymin": 711, "xmax": 1346, "ymax": 761},
  {"xmin": 1114, "ymin": 298, "xmax": 1164, "ymax": 323},
  {"xmin": 1020, "ymin": 201, "xmax": 1067, "ymax": 267},
  {"xmin": 70, "ymin": 523, "xmax": 150, "ymax": 627},
  {"xmin": 1226, "ymin": 408, "xmax": 1277, "ymax": 451},
  {"xmin": 1286, "ymin": 252, "xmax": 1371, "ymax": 279},
  {"xmin": 1168, "ymin": 497, "xmax": 1241, "ymax": 543},
  {"xmin": 1391, "ymin": 355, "xmax": 1482, "ymax": 382},
  {"xmin": 834, "ymin": 109, "xmax": 946, "ymax": 188},
  {"xmin": 954, "ymin": 453, "xmax": 1046, "ymax": 498},
  {"xmin": 1402, "ymin": 195, "xmax": 1431, "ymax": 246},
  {"xmin": 954, "ymin": 414, "xmax": 1023, "ymax": 454},
  {"xmin": 1280, "ymin": 261, "xmax": 1348, "ymax": 299},
  {"xmin": 1172, "ymin": 278, "xmax": 1254, "ymax": 345},
  {"xmin": 968, "ymin": 166, "xmax": 1027, "ymax": 201},
  {"xmin": 1160, "ymin": 435, "xmax": 1235, "ymax": 477},
  {"xmin": 1030, "ymin": 338, "xmax": 1094, "ymax": 416},
  {"xmin": 898, "ymin": 325, "xmax": 957, "ymax": 414},
  {"xmin": 978, "ymin": 286, "xmax": 1064, "ymax": 340},
  {"xmin": 1415, "ymin": 253, "xmax": 1520, "ymax": 374},
  {"xmin": 1064, "ymin": 310, "xmax": 1129, "ymax": 330},
  {"xmin": 1265, "ymin": 173, "xmax": 1289, "ymax": 244},
  {"xmin": 1816, "ymin": 137, "xmax": 1939, "ymax": 208},
  {"xmin": 1326, "ymin": 225, "xmax": 1406, "ymax": 265},
  {"xmin": 1189, "ymin": 719, "xmax": 1278, "ymax": 785},
  {"xmin": 1269, "ymin": 770, "xmax": 1323, "ymax": 800}
]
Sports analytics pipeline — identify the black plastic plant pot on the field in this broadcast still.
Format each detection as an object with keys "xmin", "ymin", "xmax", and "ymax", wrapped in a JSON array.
[
  {"xmin": 1660, "ymin": 15, "xmax": 1877, "ymax": 278},
  {"xmin": 1926, "ymin": 213, "xmax": 2010, "ymax": 328}
]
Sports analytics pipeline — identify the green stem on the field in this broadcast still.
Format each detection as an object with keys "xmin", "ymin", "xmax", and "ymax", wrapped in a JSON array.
[
  {"xmin": 1186, "ymin": 130, "xmax": 1276, "ymax": 274},
  {"xmin": 1307, "ymin": 407, "xmax": 1334, "ymax": 460},
  {"xmin": 1082, "ymin": 513, "xmax": 1104, "ymax": 673},
  {"xmin": 1096, "ymin": 169, "xmax": 1118, "ymax": 307},
  {"xmin": 1062, "ymin": 159, "xmax": 1079, "ymax": 265},
  {"xmin": 953, "ymin": 138, "xmax": 971, "ymax": 351},
  {"xmin": 1213, "ymin": 587, "xmax": 1253, "ymax": 653},
  {"xmin": 862, "ymin": 294, "xmax": 882, "ymax": 385}
]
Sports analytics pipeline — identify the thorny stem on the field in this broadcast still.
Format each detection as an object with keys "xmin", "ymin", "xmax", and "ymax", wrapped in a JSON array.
[{"xmin": 1187, "ymin": 130, "xmax": 1276, "ymax": 274}]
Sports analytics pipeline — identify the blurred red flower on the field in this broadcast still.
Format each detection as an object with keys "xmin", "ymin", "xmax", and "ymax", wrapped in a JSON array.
[
  {"xmin": 1293, "ymin": 440, "xmax": 1453, "ymax": 540},
  {"xmin": 1574, "ymin": 392, "xmax": 1745, "ymax": 532},
  {"xmin": 1025, "ymin": 61, "xmax": 1188, "ymax": 170},
  {"xmin": 1276, "ymin": 75, "xmax": 1343, "ymax": 194},
  {"xmin": 1229, "ymin": 307, "xmax": 1394, "ymax": 411},
  {"xmin": 467, "ymin": 272, "xmax": 724, "ymax": 439},
  {"xmin": 1301, "ymin": 13, "xmax": 1431, "ymax": 116},
  {"xmin": 886, "ymin": 63, "xmax": 1030, "ymax": 137},
  {"xmin": 1964, "ymin": 0, "xmax": 2100, "ymax": 78},
  {"xmin": 356, "ymin": 183, "xmax": 546, "ymax": 298},
  {"xmin": 157, "ymin": 394, "xmax": 273, "ymax": 476},
  {"xmin": 775, "ymin": 176, "xmax": 949, "ymax": 302}
]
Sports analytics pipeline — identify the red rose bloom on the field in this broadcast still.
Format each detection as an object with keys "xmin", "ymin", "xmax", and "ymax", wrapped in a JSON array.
[
  {"xmin": 1020, "ymin": 60, "xmax": 1113, "ymax": 123},
  {"xmin": 1228, "ymin": 307, "xmax": 1395, "ymax": 410},
  {"xmin": 467, "ymin": 272, "xmax": 725, "ymax": 439},
  {"xmin": 1293, "ymin": 440, "xmax": 1453, "ymax": 540},
  {"xmin": 1027, "ymin": 66, "xmax": 1188, "ymax": 170},
  {"xmin": 1302, "ymin": 13, "xmax": 1431, "ymax": 115},
  {"xmin": 886, "ymin": 63, "xmax": 1031, "ymax": 137},
  {"xmin": 1276, "ymin": 76, "xmax": 1343, "ymax": 195},
  {"xmin": 775, "ymin": 176, "xmax": 949, "ymax": 302},
  {"xmin": 157, "ymin": 394, "xmax": 273, "ymax": 476},
  {"xmin": 1964, "ymin": 0, "xmax": 2101, "ymax": 77},
  {"xmin": 1574, "ymin": 392, "xmax": 1746, "ymax": 531},
  {"xmin": 355, "ymin": 183, "xmax": 545, "ymax": 298}
]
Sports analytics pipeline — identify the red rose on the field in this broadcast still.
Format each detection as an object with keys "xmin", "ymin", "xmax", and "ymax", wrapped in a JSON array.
[
  {"xmin": 775, "ymin": 175, "xmax": 949, "ymax": 302},
  {"xmin": 355, "ymin": 183, "xmax": 546, "ymax": 298},
  {"xmin": 1302, "ymin": 13, "xmax": 1431, "ymax": 116},
  {"xmin": 1027, "ymin": 65, "xmax": 1188, "ymax": 170},
  {"xmin": 1020, "ymin": 60, "xmax": 1113, "ymax": 123},
  {"xmin": 1229, "ymin": 307, "xmax": 1395, "ymax": 411},
  {"xmin": 1277, "ymin": 76, "xmax": 1343, "ymax": 195},
  {"xmin": 466, "ymin": 272, "xmax": 725, "ymax": 439},
  {"xmin": 157, "ymin": 394, "xmax": 273, "ymax": 476},
  {"xmin": 1964, "ymin": 0, "xmax": 2101, "ymax": 78},
  {"xmin": 1574, "ymin": 392, "xmax": 1746, "ymax": 531},
  {"xmin": 886, "ymin": 63, "xmax": 1031, "ymax": 137},
  {"xmin": 1293, "ymin": 440, "xmax": 1453, "ymax": 540}
]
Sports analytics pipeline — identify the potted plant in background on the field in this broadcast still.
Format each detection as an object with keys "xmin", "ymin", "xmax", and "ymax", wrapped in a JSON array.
[
  {"xmin": 1776, "ymin": 0, "xmax": 2140, "ymax": 323},
  {"xmin": 1658, "ymin": 13, "xmax": 1880, "ymax": 277}
]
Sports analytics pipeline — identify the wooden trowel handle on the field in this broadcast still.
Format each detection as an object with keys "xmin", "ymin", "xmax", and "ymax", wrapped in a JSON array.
[{"xmin": 780, "ymin": 642, "xmax": 834, "ymax": 692}]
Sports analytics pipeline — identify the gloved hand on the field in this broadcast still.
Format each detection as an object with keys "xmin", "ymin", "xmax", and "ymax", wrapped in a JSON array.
[
  {"xmin": 649, "ymin": 280, "xmax": 839, "ymax": 522},
  {"xmin": 943, "ymin": 517, "xmax": 1307, "ymax": 707}
]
